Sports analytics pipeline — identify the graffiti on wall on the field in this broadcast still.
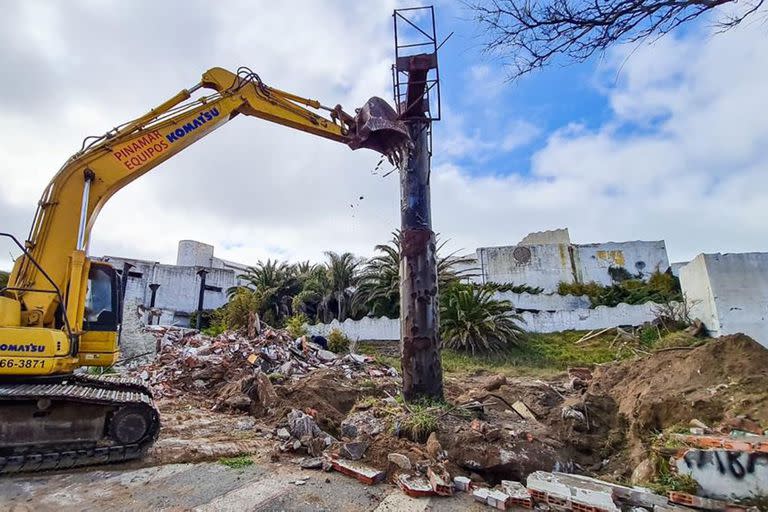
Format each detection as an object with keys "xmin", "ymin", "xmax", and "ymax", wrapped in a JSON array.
[{"xmin": 675, "ymin": 449, "xmax": 768, "ymax": 500}]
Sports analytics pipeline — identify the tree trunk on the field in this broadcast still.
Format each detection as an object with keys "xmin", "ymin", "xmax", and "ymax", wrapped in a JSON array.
[{"xmin": 399, "ymin": 121, "xmax": 443, "ymax": 402}]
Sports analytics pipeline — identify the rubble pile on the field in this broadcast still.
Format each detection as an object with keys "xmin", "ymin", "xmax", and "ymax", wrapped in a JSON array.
[
  {"xmin": 130, "ymin": 328, "xmax": 767, "ymax": 510},
  {"xmin": 133, "ymin": 326, "xmax": 398, "ymax": 403}
]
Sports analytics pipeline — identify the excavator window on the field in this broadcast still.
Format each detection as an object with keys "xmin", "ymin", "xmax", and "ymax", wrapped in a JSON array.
[{"xmin": 83, "ymin": 265, "xmax": 120, "ymax": 332}]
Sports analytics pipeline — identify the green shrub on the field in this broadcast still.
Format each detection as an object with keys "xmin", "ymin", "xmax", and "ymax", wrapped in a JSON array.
[
  {"xmin": 483, "ymin": 281, "xmax": 544, "ymax": 294},
  {"xmin": 188, "ymin": 309, "xmax": 220, "ymax": 330},
  {"xmin": 0, "ymin": 270, "xmax": 9, "ymax": 289},
  {"xmin": 221, "ymin": 289, "xmax": 263, "ymax": 329},
  {"xmin": 285, "ymin": 313, "xmax": 309, "ymax": 338},
  {"xmin": 440, "ymin": 282, "xmax": 526, "ymax": 354},
  {"xmin": 327, "ymin": 328, "xmax": 350, "ymax": 354},
  {"xmin": 557, "ymin": 271, "xmax": 682, "ymax": 308}
]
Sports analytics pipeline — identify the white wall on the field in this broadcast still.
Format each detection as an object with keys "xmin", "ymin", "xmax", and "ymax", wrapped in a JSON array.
[
  {"xmin": 479, "ymin": 244, "xmax": 574, "ymax": 292},
  {"xmin": 518, "ymin": 303, "xmax": 659, "ymax": 333},
  {"xmin": 306, "ymin": 316, "xmax": 400, "ymax": 341},
  {"xmin": 679, "ymin": 254, "xmax": 719, "ymax": 334},
  {"xmin": 477, "ymin": 240, "xmax": 670, "ymax": 292},
  {"xmin": 306, "ymin": 302, "xmax": 660, "ymax": 340},
  {"xmin": 493, "ymin": 291, "xmax": 591, "ymax": 311},
  {"xmin": 575, "ymin": 240, "xmax": 669, "ymax": 286},
  {"xmin": 681, "ymin": 253, "xmax": 768, "ymax": 346}
]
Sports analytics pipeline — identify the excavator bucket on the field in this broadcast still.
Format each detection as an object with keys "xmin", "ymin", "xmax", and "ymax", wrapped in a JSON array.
[{"xmin": 347, "ymin": 97, "xmax": 411, "ymax": 166}]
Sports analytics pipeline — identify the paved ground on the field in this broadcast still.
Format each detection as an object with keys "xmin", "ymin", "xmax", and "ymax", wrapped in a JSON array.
[{"xmin": 0, "ymin": 461, "xmax": 489, "ymax": 512}]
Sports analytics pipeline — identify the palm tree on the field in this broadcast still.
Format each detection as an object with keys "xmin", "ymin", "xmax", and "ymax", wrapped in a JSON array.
[
  {"xmin": 293, "ymin": 264, "xmax": 333, "ymax": 323},
  {"xmin": 354, "ymin": 231, "xmax": 478, "ymax": 318},
  {"xmin": 440, "ymin": 282, "xmax": 526, "ymax": 354},
  {"xmin": 236, "ymin": 259, "xmax": 300, "ymax": 325},
  {"xmin": 324, "ymin": 251, "xmax": 362, "ymax": 322}
]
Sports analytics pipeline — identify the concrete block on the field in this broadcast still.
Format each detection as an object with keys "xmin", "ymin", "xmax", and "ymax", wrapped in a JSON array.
[
  {"xmin": 453, "ymin": 476, "xmax": 471, "ymax": 492},
  {"xmin": 473, "ymin": 488, "xmax": 490, "ymax": 503},
  {"xmin": 487, "ymin": 489, "xmax": 511, "ymax": 510}
]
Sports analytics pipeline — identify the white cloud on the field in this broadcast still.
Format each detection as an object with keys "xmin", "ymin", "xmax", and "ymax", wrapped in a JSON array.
[
  {"xmin": 501, "ymin": 120, "xmax": 541, "ymax": 151},
  {"xmin": 0, "ymin": 2, "xmax": 765, "ymax": 276},
  {"xmin": 431, "ymin": 21, "xmax": 768, "ymax": 262}
]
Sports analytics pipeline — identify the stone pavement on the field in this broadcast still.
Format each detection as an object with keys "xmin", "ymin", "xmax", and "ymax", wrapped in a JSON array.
[{"xmin": 0, "ymin": 461, "xmax": 488, "ymax": 512}]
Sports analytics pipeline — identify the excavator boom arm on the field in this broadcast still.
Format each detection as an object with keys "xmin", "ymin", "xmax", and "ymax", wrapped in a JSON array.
[{"xmin": 7, "ymin": 66, "xmax": 407, "ymax": 330}]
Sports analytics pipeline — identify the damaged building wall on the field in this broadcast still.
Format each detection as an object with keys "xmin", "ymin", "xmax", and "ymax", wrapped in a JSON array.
[
  {"xmin": 478, "ymin": 244, "xmax": 574, "ymax": 292},
  {"xmin": 680, "ymin": 252, "xmax": 768, "ymax": 347},
  {"xmin": 99, "ymin": 254, "xmax": 238, "ymax": 327},
  {"xmin": 575, "ymin": 240, "xmax": 669, "ymax": 286},
  {"xmin": 476, "ymin": 234, "xmax": 669, "ymax": 292}
]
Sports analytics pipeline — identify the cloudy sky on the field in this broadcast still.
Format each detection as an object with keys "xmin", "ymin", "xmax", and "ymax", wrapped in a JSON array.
[{"xmin": 1, "ymin": 0, "xmax": 766, "ymax": 272}]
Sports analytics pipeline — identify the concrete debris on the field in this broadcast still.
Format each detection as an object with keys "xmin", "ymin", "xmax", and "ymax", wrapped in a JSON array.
[
  {"xmin": 427, "ymin": 465, "xmax": 453, "ymax": 496},
  {"xmin": 387, "ymin": 453, "xmax": 412, "ymax": 470},
  {"xmin": 486, "ymin": 489, "xmax": 511, "ymax": 510},
  {"xmin": 299, "ymin": 457, "xmax": 324, "ymax": 469},
  {"xmin": 473, "ymin": 488, "xmax": 491, "ymax": 503},
  {"xmin": 276, "ymin": 428, "xmax": 291, "ymax": 440},
  {"xmin": 425, "ymin": 432, "xmax": 443, "ymax": 459},
  {"xmin": 133, "ymin": 325, "xmax": 398, "ymax": 401},
  {"xmin": 668, "ymin": 491, "xmax": 740, "ymax": 511},
  {"xmin": 288, "ymin": 409, "xmax": 323, "ymax": 439},
  {"xmin": 512, "ymin": 401, "xmax": 537, "ymax": 421},
  {"xmin": 561, "ymin": 406, "xmax": 586, "ymax": 423},
  {"xmin": 500, "ymin": 480, "xmax": 533, "ymax": 509},
  {"xmin": 329, "ymin": 457, "xmax": 385, "ymax": 485},
  {"xmin": 397, "ymin": 474, "xmax": 435, "ymax": 498},
  {"xmin": 525, "ymin": 472, "xmax": 672, "ymax": 511},
  {"xmin": 340, "ymin": 441, "xmax": 368, "ymax": 461},
  {"xmin": 527, "ymin": 471, "xmax": 620, "ymax": 512},
  {"xmin": 341, "ymin": 411, "xmax": 386, "ymax": 438},
  {"xmin": 453, "ymin": 476, "xmax": 471, "ymax": 492}
]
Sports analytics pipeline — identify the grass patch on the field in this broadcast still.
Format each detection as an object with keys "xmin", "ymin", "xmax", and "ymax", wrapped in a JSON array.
[
  {"xmin": 359, "ymin": 328, "xmax": 707, "ymax": 377},
  {"xmin": 397, "ymin": 398, "xmax": 446, "ymax": 442},
  {"xmin": 219, "ymin": 455, "xmax": 254, "ymax": 469}
]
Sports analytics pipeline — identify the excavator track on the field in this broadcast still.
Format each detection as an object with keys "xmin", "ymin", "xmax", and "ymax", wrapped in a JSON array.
[{"xmin": 0, "ymin": 374, "xmax": 160, "ymax": 474}]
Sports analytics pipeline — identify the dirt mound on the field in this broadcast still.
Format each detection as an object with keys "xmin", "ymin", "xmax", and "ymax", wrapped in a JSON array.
[{"xmin": 588, "ymin": 334, "xmax": 768, "ymax": 467}]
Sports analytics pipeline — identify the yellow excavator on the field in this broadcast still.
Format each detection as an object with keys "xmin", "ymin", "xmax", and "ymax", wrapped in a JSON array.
[{"xmin": 0, "ymin": 66, "xmax": 408, "ymax": 473}]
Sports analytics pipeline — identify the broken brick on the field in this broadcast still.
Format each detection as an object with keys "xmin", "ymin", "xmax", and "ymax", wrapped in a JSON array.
[
  {"xmin": 397, "ymin": 474, "xmax": 435, "ymax": 498},
  {"xmin": 427, "ymin": 465, "xmax": 453, "ymax": 496},
  {"xmin": 329, "ymin": 457, "xmax": 385, "ymax": 485}
]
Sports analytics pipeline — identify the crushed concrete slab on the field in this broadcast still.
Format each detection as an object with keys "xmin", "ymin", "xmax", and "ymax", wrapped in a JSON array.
[{"xmin": 527, "ymin": 471, "xmax": 619, "ymax": 512}]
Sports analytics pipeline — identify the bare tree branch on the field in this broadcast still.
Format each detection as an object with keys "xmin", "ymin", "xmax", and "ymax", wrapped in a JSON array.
[{"xmin": 468, "ymin": 0, "xmax": 766, "ymax": 79}]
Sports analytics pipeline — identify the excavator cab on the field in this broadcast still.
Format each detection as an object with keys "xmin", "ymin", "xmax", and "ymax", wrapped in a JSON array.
[{"xmin": 82, "ymin": 264, "xmax": 121, "ymax": 333}]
